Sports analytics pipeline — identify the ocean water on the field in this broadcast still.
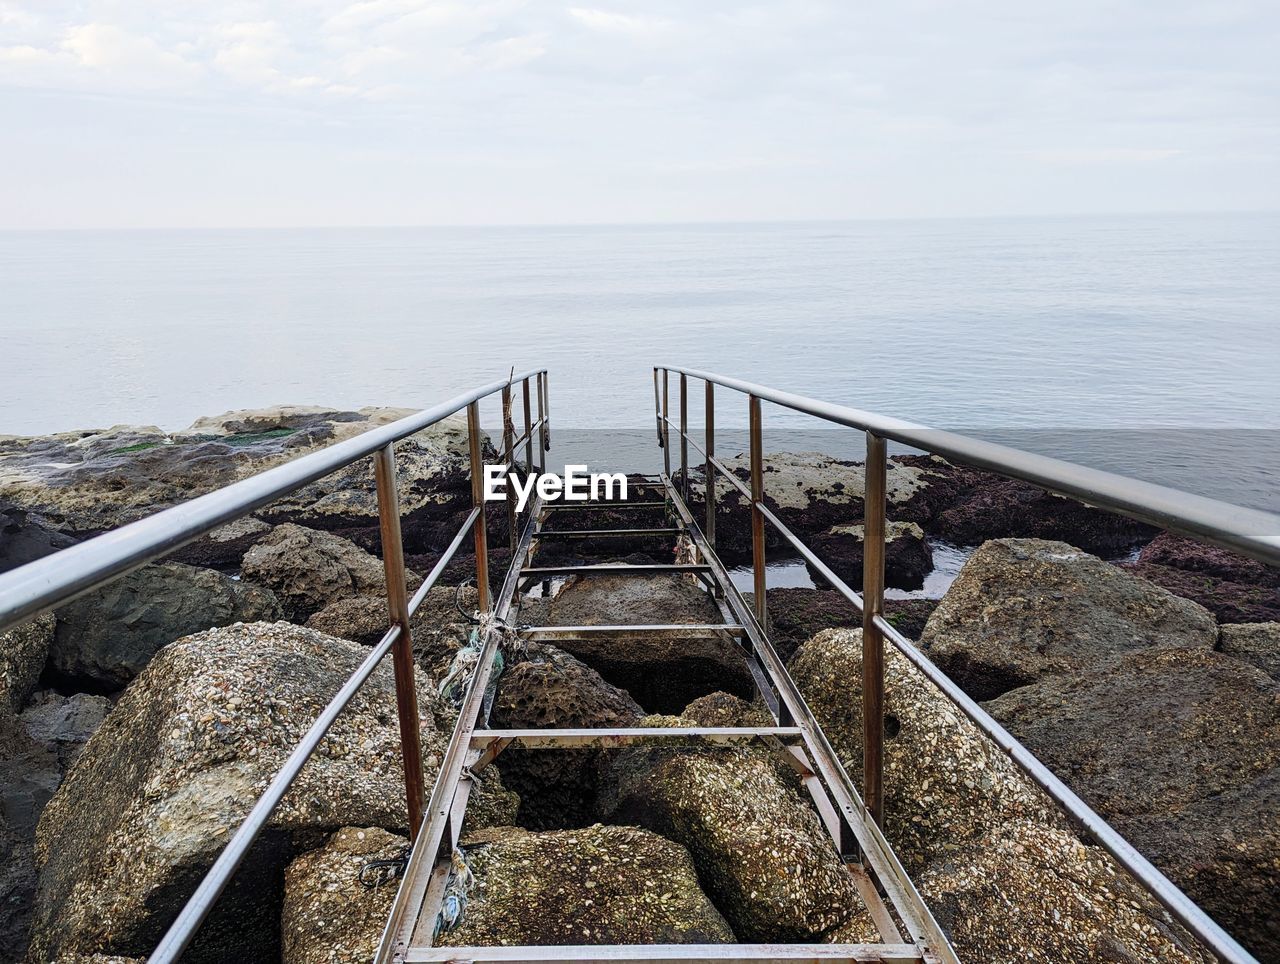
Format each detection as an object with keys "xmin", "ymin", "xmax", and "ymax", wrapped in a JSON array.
[{"xmin": 2, "ymin": 214, "xmax": 1278, "ymax": 510}]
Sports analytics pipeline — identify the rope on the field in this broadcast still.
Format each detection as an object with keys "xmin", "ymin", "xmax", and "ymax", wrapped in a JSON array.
[
  {"xmin": 437, "ymin": 612, "xmax": 526, "ymax": 717},
  {"xmin": 432, "ymin": 847, "xmax": 476, "ymax": 939}
]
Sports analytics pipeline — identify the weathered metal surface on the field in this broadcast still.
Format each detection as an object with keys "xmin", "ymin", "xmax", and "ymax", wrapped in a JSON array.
[
  {"xmin": 403, "ymin": 944, "xmax": 925, "ymax": 962},
  {"xmin": 861, "ymin": 432, "xmax": 887, "ymax": 828},
  {"xmin": 374, "ymin": 443, "xmax": 426, "ymax": 840}
]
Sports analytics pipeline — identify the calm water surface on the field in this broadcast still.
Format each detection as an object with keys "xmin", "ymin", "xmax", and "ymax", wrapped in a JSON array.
[{"xmin": 2, "ymin": 215, "xmax": 1277, "ymax": 508}]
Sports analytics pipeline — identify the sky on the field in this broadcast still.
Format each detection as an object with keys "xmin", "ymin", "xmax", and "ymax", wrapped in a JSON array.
[{"xmin": 0, "ymin": 1, "xmax": 1277, "ymax": 228}]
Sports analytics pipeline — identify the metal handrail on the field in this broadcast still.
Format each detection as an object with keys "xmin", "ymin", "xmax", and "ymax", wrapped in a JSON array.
[
  {"xmin": 0, "ymin": 369, "xmax": 549, "ymax": 963},
  {"xmin": 655, "ymin": 365, "xmax": 1270, "ymax": 964}
]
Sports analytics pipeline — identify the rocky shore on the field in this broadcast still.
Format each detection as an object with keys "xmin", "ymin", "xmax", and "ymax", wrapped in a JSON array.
[{"xmin": 2, "ymin": 412, "xmax": 1278, "ymax": 962}]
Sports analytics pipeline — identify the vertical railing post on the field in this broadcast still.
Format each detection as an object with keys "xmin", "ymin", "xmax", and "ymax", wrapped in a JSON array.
[
  {"xmin": 522, "ymin": 377, "xmax": 534, "ymax": 477},
  {"xmin": 653, "ymin": 368, "xmax": 664, "ymax": 448},
  {"xmin": 662, "ymin": 369, "xmax": 671, "ymax": 478},
  {"xmin": 704, "ymin": 380, "xmax": 716, "ymax": 548},
  {"xmin": 679, "ymin": 373, "xmax": 689, "ymax": 501},
  {"xmin": 501, "ymin": 384, "xmax": 518, "ymax": 551},
  {"xmin": 536, "ymin": 372, "xmax": 547, "ymax": 473},
  {"xmin": 862, "ymin": 431, "xmax": 887, "ymax": 827},
  {"xmin": 748, "ymin": 394, "xmax": 766, "ymax": 627},
  {"xmin": 373, "ymin": 443, "xmax": 426, "ymax": 839},
  {"xmin": 541, "ymin": 371, "xmax": 551, "ymax": 452},
  {"xmin": 467, "ymin": 402, "xmax": 491, "ymax": 613}
]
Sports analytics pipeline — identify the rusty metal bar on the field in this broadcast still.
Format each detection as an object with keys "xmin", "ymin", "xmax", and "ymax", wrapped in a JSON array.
[
  {"xmin": 467, "ymin": 401, "xmax": 491, "ymax": 612},
  {"xmin": 404, "ymin": 945, "xmax": 924, "ymax": 963},
  {"xmin": 536, "ymin": 372, "xmax": 547, "ymax": 471},
  {"xmin": 501, "ymin": 383, "xmax": 519, "ymax": 551},
  {"xmin": 521, "ymin": 623, "xmax": 745, "ymax": 638},
  {"xmin": 374, "ymin": 443, "xmax": 427, "ymax": 840},
  {"xmin": 662, "ymin": 368, "xmax": 671, "ymax": 477},
  {"xmin": 545, "ymin": 501, "xmax": 667, "ymax": 511},
  {"xmin": 862, "ymin": 432, "xmax": 887, "ymax": 827},
  {"xmin": 705, "ymin": 379, "xmax": 716, "ymax": 548},
  {"xmin": 541, "ymin": 370, "xmax": 551, "ymax": 450},
  {"xmin": 469, "ymin": 726, "xmax": 804, "ymax": 749},
  {"xmin": 748, "ymin": 394, "xmax": 767, "ymax": 627},
  {"xmin": 679, "ymin": 372, "xmax": 689, "ymax": 502},
  {"xmin": 536, "ymin": 527, "xmax": 680, "ymax": 538},
  {"xmin": 519, "ymin": 563, "xmax": 712, "ymax": 577},
  {"xmin": 522, "ymin": 377, "xmax": 534, "ymax": 475},
  {"xmin": 653, "ymin": 367, "xmax": 664, "ymax": 446}
]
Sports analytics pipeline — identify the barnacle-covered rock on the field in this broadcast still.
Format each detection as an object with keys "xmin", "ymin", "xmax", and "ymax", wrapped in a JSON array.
[
  {"xmin": 790, "ymin": 627, "xmax": 1057, "ymax": 872},
  {"xmin": 241, "ymin": 524, "xmax": 417, "ymax": 621},
  {"xmin": 807, "ymin": 520, "xmax": 933, "ymax": 591},
  {"xmin": 282, "ymin": 826, "xmax": 407, "ymax": 964},
  {"xmin": 597, "ymin": 710, "xmax": 864, "ymax": 941},
  {"xmin": 0, "ymin": 613, "xmax": 54, "ymax": 712},
  {"xmin": 491, "ymin": 644, "xmax": 644, "ymax": 829},
  {"xmin": 437, "ymin": 824, "xmax": 734, "ymax": 946},
  {"xmin": 50, "ymin": 562, "xmax": 280, "ymax": 690},
  {"xmin": 920, "ymin": 820, "xmax": 1212, "ymax": 963},
  {"xmin": 539, "ymin": 573, "xmax": 753, "ymax": 713},
  {"xmin": 28, "ymin": 621, "xmax": 513, "ymax": 963},
  {"xmin": 919, "ymin": 538, "xmax": 1216, "ymax": 700},
  {"xmin": 1219, "ymin": 622, "xmax": 1280, "ymax": 680}
]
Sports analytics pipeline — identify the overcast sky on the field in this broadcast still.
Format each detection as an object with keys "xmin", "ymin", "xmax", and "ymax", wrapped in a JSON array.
[{"xmin": 1, "ymin": 1, "xmax": 1277, "ymax": 228}]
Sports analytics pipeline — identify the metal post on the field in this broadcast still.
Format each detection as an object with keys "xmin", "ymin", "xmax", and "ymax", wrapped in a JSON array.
[
  {"xmin": 536, "ymin": 373, "xmax": 547, "ymax": 473},
  {"xmin": 541, "ymin": 371, "xmax": 551, "ymax": 451},
  {"xmin": 467, "ymin": 402, "xmax": 491, "ymax": 612},
  {"xmin": 653, "ymin": 368, "xmax": 664, "ymax": 447},
  {"xmin": 373, "ymin": 443, "xmax": 426, "ymax": 839},
  {"xmin": 749, "ymin": 394, "xmax": 766, "ymax": 627},
  {"xmin": 662, "ymin": 369, "xmax": 671, "ymax": 478},
  {"xmin": 501, "ymin": 384, "xmax": 518, "ymax": 551},
  {"xmin": 522, "ymin": 377, "xmax": 534, "ymax": 476},
  {"xmin": 679, "ymin": 373, "xmax": 689, "ymax": 501},
  {"xmin": 704, "ymin": 380, "xmax": 716, "ymax": 548},
  {"xmin": 862, "ymin": 431, "xmax": 887, "ymax": 827}
]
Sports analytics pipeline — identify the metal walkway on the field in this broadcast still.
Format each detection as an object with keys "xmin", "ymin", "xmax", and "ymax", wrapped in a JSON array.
[{"xmin": 374, "ymin": 473, "xmax": 956, "ymax": 963}]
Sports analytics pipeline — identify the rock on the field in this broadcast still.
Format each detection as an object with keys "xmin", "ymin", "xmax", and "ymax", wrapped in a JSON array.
[
  {"xmin": 1219, "ymin": 622, "xmax": 1280, "ymax": 680},
  {"xmin": 756, "ymin": 588, "xmax": 936, "ymax": 659},
  {"xmin": 807, "ymin": 521, "xmax": 933, "ymax": 591},
  {"xmin": 919, "ymin": 819, "xmax": 1212, "ymax": 964},
  {"xmin": 538, "ymin": 573, "xmax": 753, "ymax": 713},
  {"xmin": 437, "ymin": 824, "xmax": 734, "ymax": 946},
  {"xmin": 987, "ymin": 645, "xmax": 1280, "ymax": 959},
  {"xmin": 1139, "ymin": 532, "xmax": 1280, "ymax": 588},
  {"xmin": 19, "ymin": 691, "xmax": 112, "ymax": 770},
  {"xmin": 920, "ymin": 539, "xmax": 1217, "ymax": 700},
  {"xmin": 0, "ymin": 501, "xmax": 76, "ymax": 574},
  {"xmin": 168, "ymin": 516, "xmax": 274, "ymax": 570},
  {"xmin": 597, "ymin": 711, "xmax": 866, "ymax": 941},
  {"xmin": 306, "ymin": 584, "xmax": 477, "ymax": 652},
  {"xmin": 0, "ymin": 707, "xmax": 61, "ymax": 962},
  {"xmin": 0, "ymin": 407, "xmax": 477, "ymax": 538},
  {"xmin": 679, "ymin": 690, "xmax": 772, "ymax": 728},
  {"xmin": 490, "ymin": 644, "xmax": 643, "ymax": 829},
  {"xmin": 281, "ymin": 826, "xmax": 407, "ymax": 964},
  {"xmin": 0, "ymin": 614, "xmax": 55, "ymax": 712},
  {"xmin": 28, "ymin": 621, "xmax": 513, "ymax": 963},
  {"xmin": 1123, "ymin": 560, "xmax": 1280, "ymax": 624},
  {"xmin": 50, "ymin": 562, "xmax": 282, "ymax": 691},
  {"xmin": 241, "ymin": 524, "xmax": 416, "ymax": 622},
  {"xmin": 789, "ymin": 628, "xmax": 1058, "ymax": 873}
]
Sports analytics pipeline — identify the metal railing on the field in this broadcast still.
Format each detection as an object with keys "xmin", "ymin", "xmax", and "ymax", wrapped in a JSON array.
[
  {"xmin": 0, "ymin": 369, "xmax": 550, "ymax": 963},
  {"xmin": 654, "ymin": 364, "xmax": 1279, "ymax": 964}
]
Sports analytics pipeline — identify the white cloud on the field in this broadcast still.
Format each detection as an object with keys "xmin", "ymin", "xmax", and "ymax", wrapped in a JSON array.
[
  {"xmin": 567, "ymin": 8, "xmax": 671, "ymax": 35},
  {"xmin": 62, "ymin": 23, "xmax": 197, "ymax": 77}
]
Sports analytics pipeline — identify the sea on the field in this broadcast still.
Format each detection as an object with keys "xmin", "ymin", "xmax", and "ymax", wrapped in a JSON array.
[{"xmin": 2, "ymin": 213, "xmax": 1278, "ymax": 512}]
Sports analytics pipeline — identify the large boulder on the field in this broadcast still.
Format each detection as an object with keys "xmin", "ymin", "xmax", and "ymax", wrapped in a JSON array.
[
  {"xmin": 281, "ymin": 826, "xmax": 407, "ymax": 964},
  {"xmin": 50, "ymin": 562, "xmax": 281, "ymax": 691},
  {"xmin": 755, "ymin": 588, "xmax": 936, "ymax": 659},
  {"xmin": 920, "ymin": 819, "xmax": 1212, "ymax": 964},
  {"xmin": 790, "ymin": 628, "xmax": 1213, "ymax": 963},
  {"xmin": 919, "ymin": 539, "xmax": 1217, "ymax": 700},
  {"xmin": 0, "ymin": 407, "xmax": 475, "ymax": 537},
  {"xmin": 1137, "ymin": 532, "xmax": 1280, "ymax": 589},
  {"xmin": 806, "ymin": 520, "xmax": 933, "ymax": 591},
  {"xmin": 1, "ymin": 614, "xmax": 55, "ymax": 712},
  {"xmin": 1124, "ymin": 560, "xmax": 1280, "ymax": 625},
  {"xmin": 168, "ymin": 517, "xmax": 274, "ymax": 570},
  {"xmin": 790, "ymin": 628, "xmax": 1058, "ymax": 872},
  {"xmin": 987, "ymin": 645, "xmax": 1280, "ymax": 959},
  {"xmin": 597, "ymin": 710, "xmax": 868, "ymax": 941},
  {"xmin": 241, "ymin": 524, "xmax": 416, "ymax": 622},
  {"xmin": 1219, "ymin": 622, "xmax": 1280, "ymax": 680},
  {"xmin": 539, "ymin": 573, "xmax": 753, "ymax": 713},
  {"xmin": 490, "ymin": 644, "xmax": 644, "ymax": 829},
  {"xmin": 19, "ymin": 691, "xmax": 111, "ymax": 771},
  {"xmin": 28, "ymin": 621, "xmax": 514, "ymax": 963},
  {"xmin": 437, "ymin": 824, "xmax": 734, "ymax": 946}
]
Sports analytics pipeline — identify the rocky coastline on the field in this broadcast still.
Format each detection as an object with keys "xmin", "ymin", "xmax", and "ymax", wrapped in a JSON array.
[{"xmin": 1, "ymin": 408, "xmax": 1277, "ymax": 962}]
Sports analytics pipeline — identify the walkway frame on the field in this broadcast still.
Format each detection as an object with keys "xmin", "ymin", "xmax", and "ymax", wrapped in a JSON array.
[
  {"xmin": 0, "ymin": 369, "xmax": 551, "ymax": 964},
  {"xmin": 655, "ymin": 364, "xmax": 1279, "ymax": 964}
]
